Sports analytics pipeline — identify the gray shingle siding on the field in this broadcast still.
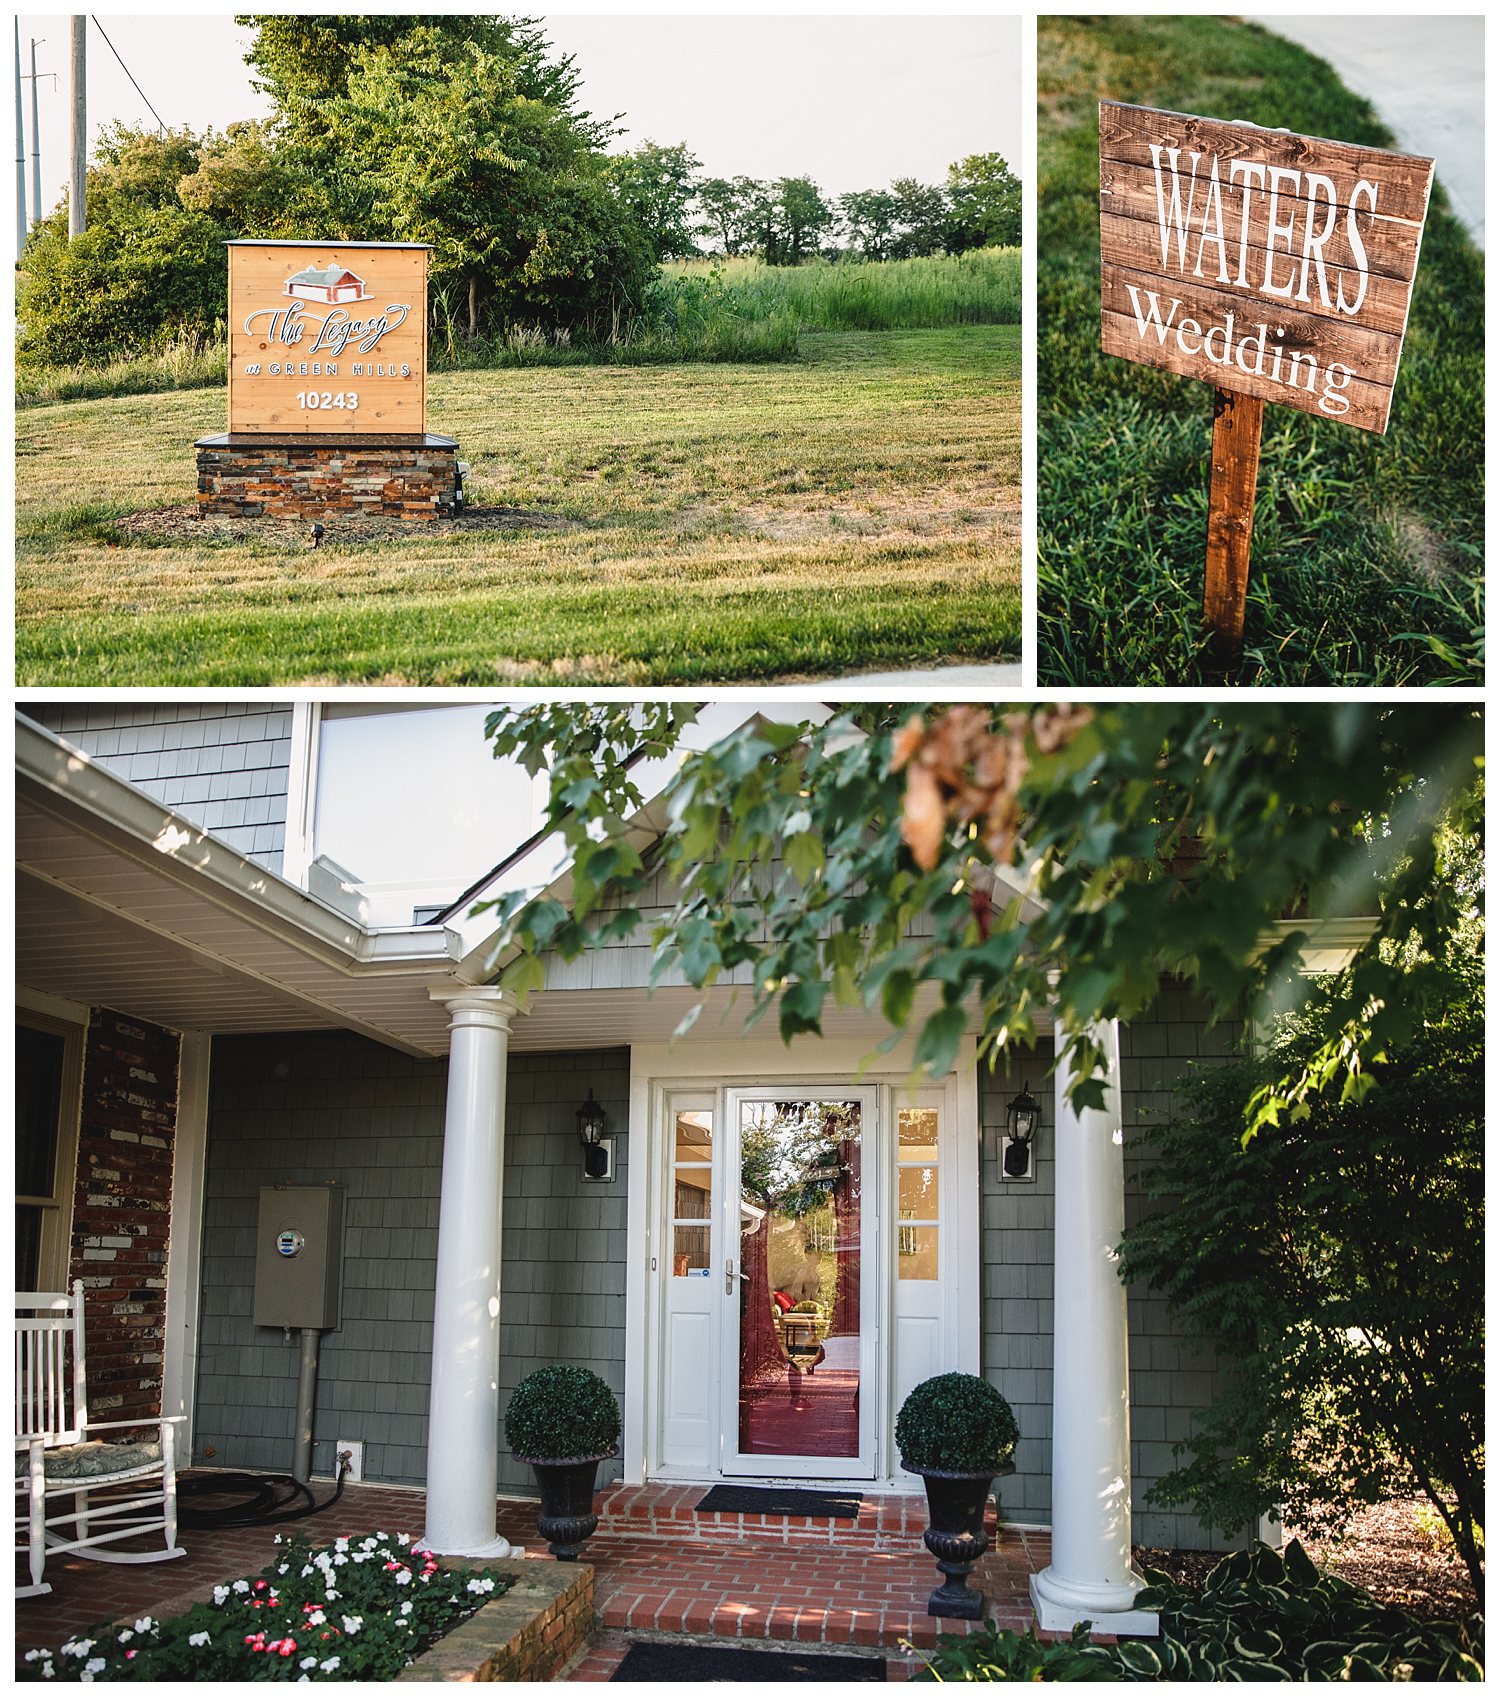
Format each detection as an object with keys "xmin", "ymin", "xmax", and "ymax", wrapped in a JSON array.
[
  {"xmin": 24, "ymin": 703, "xmax": 294, "ymax": 874},
  {"xmin": 193, "ymin": 1031, "xmax": 629, "ymax": 1494}
]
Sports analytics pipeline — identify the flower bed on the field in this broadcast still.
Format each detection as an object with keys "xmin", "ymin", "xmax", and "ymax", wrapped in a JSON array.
[{"xmin": 20, "ymin": 1532, "xmax": 513, "ymax": 1682}]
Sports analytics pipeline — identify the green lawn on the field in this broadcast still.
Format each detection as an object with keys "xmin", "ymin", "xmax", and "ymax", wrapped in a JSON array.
[
  {"xmin": 1037, "ymin": 16, "xmax": 1484, "ymax": 686},
  {"xmin": 15, "ymin": 328, "xmax": 1020, "ymax": 685}
]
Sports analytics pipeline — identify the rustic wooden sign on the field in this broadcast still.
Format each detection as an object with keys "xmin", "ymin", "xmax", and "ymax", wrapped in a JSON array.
[
  {"xmin": 1097, "ymin": 101, "xmax": 1434, "ymax": 660},
  {"xmin": 227, "ymin": 241, "xmax": 428, "ymax": 435}
]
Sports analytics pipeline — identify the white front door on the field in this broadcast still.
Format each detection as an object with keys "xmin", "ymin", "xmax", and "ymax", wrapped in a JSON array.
[{"xmin": 648, "ymin": 1068, "xmax": 977, "ymax": 1487}]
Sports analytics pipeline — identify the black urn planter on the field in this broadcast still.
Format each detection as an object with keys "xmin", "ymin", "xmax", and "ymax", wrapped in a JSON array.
[
  {"xmin": 519, "ymin": 1449, "xmax": 615, "ymax": 1560},
  {"xmin": 904, "ymin": 1458, "xmax": 1016, "ymax": 1620}
]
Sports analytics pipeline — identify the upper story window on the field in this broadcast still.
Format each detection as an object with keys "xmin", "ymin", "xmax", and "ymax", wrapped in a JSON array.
[{"xmin": 310, "ymin": 705, "xmax": 545, "ymax": 927}]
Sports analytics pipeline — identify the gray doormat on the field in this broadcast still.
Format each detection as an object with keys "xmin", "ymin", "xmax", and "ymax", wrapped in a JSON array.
[
  {"xmin": 611, "ymin": 1640, "xmax": 885, "ymax": 1681},
  {"xmin": 695, "ymin": 1484, "xmax": 863, "ymax": 1519}
]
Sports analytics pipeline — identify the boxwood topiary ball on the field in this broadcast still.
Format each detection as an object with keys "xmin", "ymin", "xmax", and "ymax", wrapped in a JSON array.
[
  {"xmin": 505, "ymin": 1364, "xmax": 621, "ymax": 1462},
  {"xmin": 896, "ymin": 1371, "xmax": 1019, "ymax": 1474}
]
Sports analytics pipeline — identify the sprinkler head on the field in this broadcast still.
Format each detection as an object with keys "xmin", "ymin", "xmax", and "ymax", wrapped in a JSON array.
[{"xmin": 310, "ymin": 523, "xmax": 325, "ymax": 548}]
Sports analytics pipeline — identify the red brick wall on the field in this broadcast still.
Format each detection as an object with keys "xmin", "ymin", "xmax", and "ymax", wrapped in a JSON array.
[{"xmin": 68, "ymin": 1009, "xmax": 181, "ymax": 1424}]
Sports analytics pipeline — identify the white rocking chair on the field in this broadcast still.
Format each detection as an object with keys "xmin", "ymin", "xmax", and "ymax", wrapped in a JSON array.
[{"xmin": 15, "ymin": 1282, "xmax": 186, "ymax": 1598}]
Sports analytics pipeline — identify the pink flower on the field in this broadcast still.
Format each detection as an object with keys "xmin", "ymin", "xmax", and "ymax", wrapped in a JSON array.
[{"xmin": 279, "ymin": 1640, "xmax": 298, "ymax": 1658}]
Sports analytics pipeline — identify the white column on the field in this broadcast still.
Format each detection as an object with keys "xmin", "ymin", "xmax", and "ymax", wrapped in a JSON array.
[
  {"xmin": 421, "ymin": 987, "xmax": 518, "ymax": 1557},
  {"xmin": 1030, "ymin": 1018, "xmax": 1158, "ymax": 1635}
]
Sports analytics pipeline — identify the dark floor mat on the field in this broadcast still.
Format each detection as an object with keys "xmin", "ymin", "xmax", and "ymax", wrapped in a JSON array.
[
  {"xmin": 695, "ymin": 1484, "xmax": 863, "ymax": 1520},
  {"xmin": 611, "ymin": 1640, "xmax": 884, "ymax": 1681}
]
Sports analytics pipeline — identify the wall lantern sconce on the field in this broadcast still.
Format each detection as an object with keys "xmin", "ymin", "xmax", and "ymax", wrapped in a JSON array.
[
  {"xmin": 578, "ymin": 1089, "xmax": 615, "ymax": 1182},
  {"xmin": 1001, "ymin": 1082, "xmax": 1041, "ymax": 1182}
]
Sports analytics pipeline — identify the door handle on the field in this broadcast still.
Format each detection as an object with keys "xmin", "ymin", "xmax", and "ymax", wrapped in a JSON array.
[{"xmin": 725, "ymin": 1259, "xmax": 736, "ymax": 1295}]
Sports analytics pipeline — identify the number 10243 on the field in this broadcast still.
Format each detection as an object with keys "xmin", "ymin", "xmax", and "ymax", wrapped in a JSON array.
[{"xmin": 297, "ymin": 390, "xmax": 359, "ymax": 412}]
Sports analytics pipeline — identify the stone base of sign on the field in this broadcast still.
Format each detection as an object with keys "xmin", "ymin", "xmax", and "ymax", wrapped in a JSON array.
[{"xmin": 194, "ymin": 433, "xmax": 460, "ymax": 520}]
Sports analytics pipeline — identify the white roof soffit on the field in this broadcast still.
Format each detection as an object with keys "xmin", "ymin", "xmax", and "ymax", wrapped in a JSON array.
[{"xmin": 16, "ymin": 716, "xmax": 463, "ymax": 1054}]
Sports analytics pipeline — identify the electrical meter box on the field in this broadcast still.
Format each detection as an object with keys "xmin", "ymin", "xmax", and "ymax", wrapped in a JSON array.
[{"xmin": 252, "ymin": 1185, "xmax": 344, "ymax": 1330}]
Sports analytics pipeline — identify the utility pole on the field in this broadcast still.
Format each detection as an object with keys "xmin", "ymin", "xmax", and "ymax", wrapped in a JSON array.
[
  {"xmin": 68, "ymin": 14, "xmax": 85, "ymax": 237},
  {"xmin": 28, "ymin": 36, "xmax": 45, "ymax": 229},
  {"xmin": 14, "ymin": 18, "xmax": 24, "ymax": 258}
]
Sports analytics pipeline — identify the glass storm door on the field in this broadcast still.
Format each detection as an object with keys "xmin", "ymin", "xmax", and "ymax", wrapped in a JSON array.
[{"xmin": 720, "ymin": 1088, "xmax": 877, "ymax": 1478}]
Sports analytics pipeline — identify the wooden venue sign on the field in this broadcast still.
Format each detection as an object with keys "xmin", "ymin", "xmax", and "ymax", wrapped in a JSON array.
[
  {"xmin": 227, "ymin": 240, "xmax": 428, "ymax": 435},
  {"xmin": 1097, "ymin": 102, "xmax": 1434, "ymax": 660}
]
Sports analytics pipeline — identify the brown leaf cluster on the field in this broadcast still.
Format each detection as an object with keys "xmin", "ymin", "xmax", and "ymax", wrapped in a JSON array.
[{"xmin": 891, "ymin": 705, "xmax": 1094, "ymax": 872}]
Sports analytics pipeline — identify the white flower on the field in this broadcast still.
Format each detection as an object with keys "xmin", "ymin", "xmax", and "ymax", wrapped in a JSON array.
[
  {"xmin": 397, "ymin": 1533, "xmax": 410, "ymax": 1546},
  {"xmin": 300, "ymin": 1656, "xmax": 318, "ymax": 1670},
  {"xmin": 23, "ymin": 1651, "xmax": 45, "ymax": 1663},
  {"xmin": 334, "ymin": 1537, "xmax": 349, "ymax": 1552},
  {"xmin": 40, "ymin": 1665, "xmax": 55, "ymax": 1681},
  {"xmin": 232, "ymin": 1579, "xmax": 250, "ymax": 1594},
  {"xmin": 306, "ymin": 1609, "xmax": 326, "ymax": 1626},
  {"xmin": 84, "ymin": 1660, "xmax": 105, "ymax": 1677},
  {"xmin": 399, "ymin": 1601, "xmax": 413, "ymax": 1617},
  {"xmin": 466, "ymin": 1577, "xmax": 496, "ymax": 1595},
  {"xmin": 395, "ymin": 1569, "xmax": 412, "ymax": 1586},
  {"xmin": 60, "ymin": 1638, "xmax": 94, "ymax": 1658},
  {"xmin": 134, "ymin": 1618, "xmax": 154, "ymax": 1634},
  {"xmin": 341, "ymin": 1615, "xmax": 363, "ymax": 1636},
  {"xmin": 213, "ymin": 1585, "xmax": 231, "ymax": 1605},
  {"xmin": 334, "ymin": 1552, "xmax": 349, "ymax": 1566},
  {"xmin": 188, "ymin": 1632, "xmax": 211, "ymax": 1648},
  {"xmin": 320, "ymin": 1656, "xmax": 342, "ymax": 1672},
  {"xmin": 278, "ymin": 1563, "xmax": 289, "ymax": 1575},
  {"xmin": 117, "ymin": 1631, "xmax": 133, "ymax": 1645}
]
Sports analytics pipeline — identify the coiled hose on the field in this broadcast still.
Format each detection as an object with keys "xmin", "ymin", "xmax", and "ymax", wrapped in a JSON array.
[{"xmin": 175, "ymin": 1453, "xmax": 351, "ymax": 1530}]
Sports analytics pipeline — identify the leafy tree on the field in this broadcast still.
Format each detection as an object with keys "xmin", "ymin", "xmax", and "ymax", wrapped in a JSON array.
[
  {"xmin": 238, "ymin": 13, "xmax": 587, "ymax": 126},
  {"xmin": 773, "ymin": 176, "xmax": 836, "ymax": 264},
  {"xmin": 1118, "ymin": 945, "xmax": 1483, "ymax": 1594},
  {"xmin": 837, "ymin": 188, "xmax": 900, "ymax": 260},
  {"xmin": 175, "ymin": 120, "xmax": 313, "ymax": 233},
  {"xmin": 18, "ymin": 124, "xmax": 231, "ymax": 365},
  {"xmin": 236, "ymin": 17, "xmax": 652, "ymax": 338},
  {"xmin": 478, "ymin": 703, "xmax": 1482, "ymax": 1133},
  {"xmin": 945, "ymin": 152, "xmax": 1022, "ymax": 250},
  {"xmin": 694, "ymin": 176, "xmax": 748, "ymax": 255},
  {"xmin": 608, "ymin": 140, "xmax": 702, "ymax": 261},
  {"xmin": 888, "ymin": 177, "xmax": 950, "ymax": 256}
]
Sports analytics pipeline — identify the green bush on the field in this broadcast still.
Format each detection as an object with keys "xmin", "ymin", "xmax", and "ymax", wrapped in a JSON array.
[
  {"xmin": 910, "ymin": 1544, "xmax": 1484, "ymax": 1682},
  {"xmin": 504, "ymin": 1364, "xmax": 620, "ymax": 1461},
  {"xmin": 912, "ymin": 1622, "xmax": 1118, "ymax": 1681},
  {"xmin": 895, "ymin": 1372, "xmax": 1018, "ymax": 1474},
  {"xmin": 19, "ymin": 1531, "xmax": 511, "ymax": 1681}
]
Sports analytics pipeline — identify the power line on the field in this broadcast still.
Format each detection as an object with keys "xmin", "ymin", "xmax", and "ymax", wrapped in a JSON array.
[{"xmin": 89, "ymin": 15, "xmax": 166, "ymax": 133}]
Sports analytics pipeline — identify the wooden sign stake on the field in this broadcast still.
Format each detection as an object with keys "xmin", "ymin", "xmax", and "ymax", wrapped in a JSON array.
[{"xmin": 1203, "ymin": 386, "xmax": 1264, "ymax": 669}]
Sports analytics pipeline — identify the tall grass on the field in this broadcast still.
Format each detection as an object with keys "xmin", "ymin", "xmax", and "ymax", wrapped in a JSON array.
[
  {"xmin": 17, "ymin": 249, "xmax": 1018, "ymax": 402},
  {"xmin": 666, "ymin": 248, "xmax": 1022, "ymax": 331},
  {"xmin": 17, "ymin": 333, "xmax": 226, "ymax": 407}
]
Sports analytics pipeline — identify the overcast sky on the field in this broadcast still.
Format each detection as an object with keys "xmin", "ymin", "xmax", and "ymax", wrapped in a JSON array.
[{"xmin": 13, "ymin": 12, "xmax": 1022, "ymax": 220}]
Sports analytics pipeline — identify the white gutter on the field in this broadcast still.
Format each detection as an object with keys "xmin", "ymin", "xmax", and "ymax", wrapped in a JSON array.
[{"xmin": 16, "ymin": 715, "xmax": 461, "ymax": 979}]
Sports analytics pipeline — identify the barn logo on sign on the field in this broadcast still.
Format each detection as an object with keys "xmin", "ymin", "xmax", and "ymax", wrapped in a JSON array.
[{"xmin": 1099, "ymin": 102, "xmax": 1434, "ymax": 433}]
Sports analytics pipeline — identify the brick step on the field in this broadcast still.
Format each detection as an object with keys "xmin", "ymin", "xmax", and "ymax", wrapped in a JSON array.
[
  {"xmin": 596, "ymin": 1484, "xmax": 1000, "ymax": 1551},
  {"xmin": 597, "ymin": 1587, "xmax": 1030, "ymax": 1651}
]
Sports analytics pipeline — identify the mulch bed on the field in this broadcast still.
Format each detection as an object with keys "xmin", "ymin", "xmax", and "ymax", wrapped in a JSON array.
[
  {"xmin": 1135, "ymin": 1497, "xmax": 1479, "ymax": 1624},
  {"xmin": 108, "ymin": 504, "xmax": 575, "ymax": 547}
]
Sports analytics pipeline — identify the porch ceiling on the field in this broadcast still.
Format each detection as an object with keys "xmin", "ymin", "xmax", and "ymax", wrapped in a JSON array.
[{"xmin": 16, "ymin": 725, "xmax": 462, "ymax": 1056}]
